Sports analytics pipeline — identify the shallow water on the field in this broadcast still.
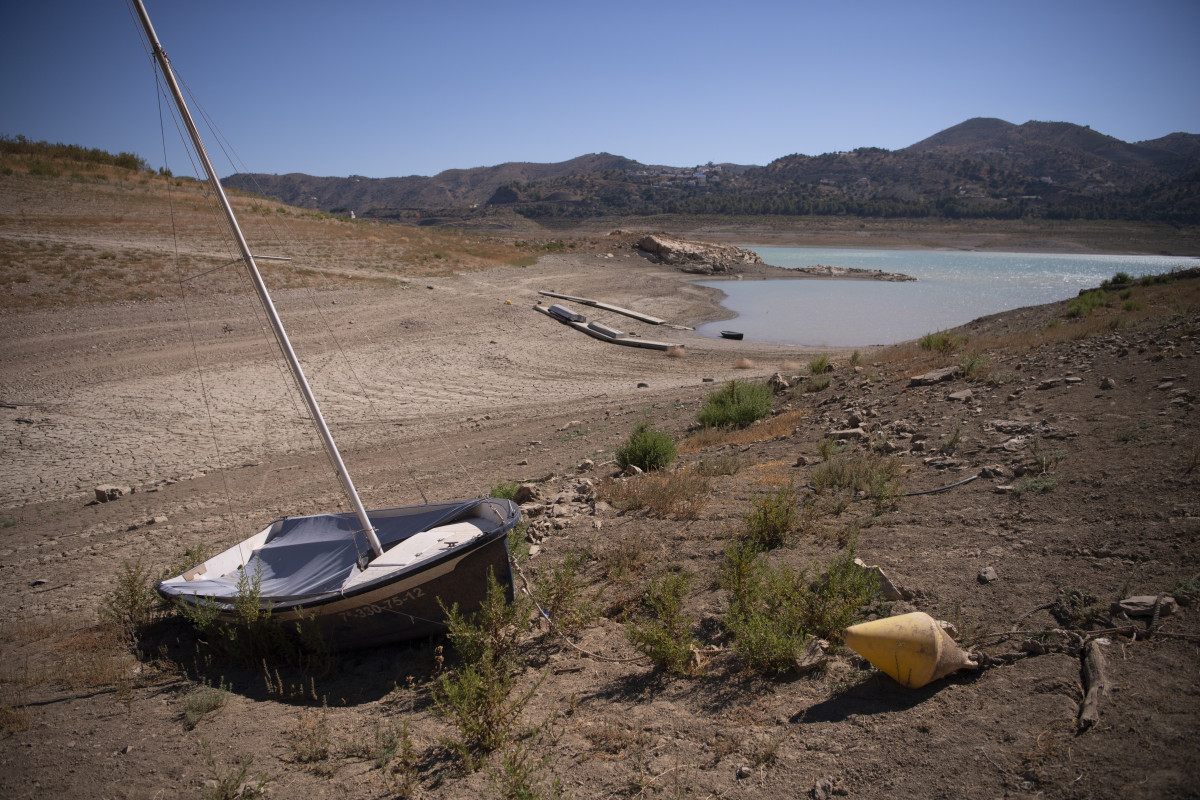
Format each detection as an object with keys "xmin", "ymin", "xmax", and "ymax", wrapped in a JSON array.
[{"xmin": 695, "ymin": 247, "xmax": 1199, "ymax": 347}]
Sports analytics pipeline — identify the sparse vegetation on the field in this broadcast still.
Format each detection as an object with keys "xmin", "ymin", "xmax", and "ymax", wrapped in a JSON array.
[
  {"xmin": 603, "ymin": 468, "xmax": 710, "ymax": 519},
  {"xmin": 808, "ymin": 354, "xmax": 830, "ymax": 375}
]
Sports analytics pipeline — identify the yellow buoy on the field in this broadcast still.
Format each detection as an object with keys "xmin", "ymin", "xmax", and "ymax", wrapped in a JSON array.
[{"xmin": 844, "ymin": 612, "xmax": 977, "ymax": 689}]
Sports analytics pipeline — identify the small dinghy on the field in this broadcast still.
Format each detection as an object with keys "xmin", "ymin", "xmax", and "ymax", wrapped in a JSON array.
[{"xmin": 720, "ymin": 330, "xmax": 744, "ymax": 340}]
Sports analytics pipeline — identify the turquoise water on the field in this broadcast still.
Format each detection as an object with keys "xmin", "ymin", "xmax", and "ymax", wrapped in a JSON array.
[{"xmin": 695, "ymin": 247, "xmax": 1199, "ymax": 347}]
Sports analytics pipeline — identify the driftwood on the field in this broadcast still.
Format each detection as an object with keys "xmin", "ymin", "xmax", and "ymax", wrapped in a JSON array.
[{"xmin": 1078, "ymin": 638, "xmax": 1111, "ymax": 732}]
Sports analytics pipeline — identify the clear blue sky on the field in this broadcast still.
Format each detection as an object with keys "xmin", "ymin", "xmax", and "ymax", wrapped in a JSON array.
[{"xmin": 3, "ymin": 0, "xmax": 1198, "ymax": 179}]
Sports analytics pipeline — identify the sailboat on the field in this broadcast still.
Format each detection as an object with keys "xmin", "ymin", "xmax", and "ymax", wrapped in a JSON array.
[{"xmin": 133, "ymin": 0, "xmax": 519, "ymax": 649}]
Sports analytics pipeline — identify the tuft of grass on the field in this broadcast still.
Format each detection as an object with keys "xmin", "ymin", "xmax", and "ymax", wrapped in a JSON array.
[
  {"xmin": 681, "ymin": 409, "xmax": 806, "ymax": 452},
  {"xmin": 960, "ymin": 349, "xmax": 992, "ymax": 379},
  {"xmin": 1011, "ymin": 473, "xmax": 1059, "ymax": 495},
  {"xmin": 919, "ymin": 329, "xmax": 963, "ymax": 354},
  {"xmin": 603, "ymin": 469, "xmax": 710, "ymax": 520},
  {"xmin": 625, "ymin": 570, "xmax": 700, "ymax": 677},
  {"xmin": 808, "ymin": 354, "xmax": 830, "ymax": 375},
  {"xmin": 733, "ymin": 357, "xmax": 755, "ymax": 369},
  {"xmin": 488, "ymin": 481, "xmax": 520, "ymax": 501},
  {"xmin": 693, "ymin": 451, "xmax": 743, "ymax": 476},
  {"xmin": 201, "ymin": 739, "xmax": 270, "ymax": 800},
  {"xmin": 1066, "ymin": 289, "xmax": 1109, "ymax": 318},
  {"xmin": 810, "ymin": 451, "xmax": 902, "ymax": 515},
  {"xmin": 742, "ymin": 481, "xmax": 799, "ymax": 551},
  {"xmin": 697, "ymin": 380, "xmax": 774, "ymax": 429},
  {"xmin": 534, "ymin": 548, "xmax": 601, "ymax": 637},
  {"xmin": 291, "ymin": 706, "xmax": 334, "ymax": 773},
  {"xmin": 849, "ymin": 350, "xmax": 862, "ymax": 367},
  {"xmin": 803, "ymin": 374, "xmax": 832, "ymax": 393},
  {"xmin": 183, "ymin": 680, "xmax": 229, "ymax": 730},
  {"xmin": 616, "ymin": 422, "xmax": 677, "ymax": 472},
  {"xmin": 100, "ymin": 559, "xmax": 161, "ymax": 646}
]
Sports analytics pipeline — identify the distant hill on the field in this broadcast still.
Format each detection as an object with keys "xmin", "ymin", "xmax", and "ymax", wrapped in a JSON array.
[{"xmin": 225, "ymin": 119, "xmax": 1200, "ymax": 224}]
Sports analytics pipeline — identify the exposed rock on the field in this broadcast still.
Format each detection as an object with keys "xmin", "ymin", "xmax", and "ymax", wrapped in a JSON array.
[
  {"xmin": 635, "ymin": 234, "xmax": 764, "ymax": 275},
  {"xmin": 909, "ymin": 366, "xmax": 961, "ymax": 386},
  {"xmin": 1111, "ymin": 595, "xmax": 1177, "ymax": 618},
  {"xmin": 513, "ymin": 484, "xmax": 542, "ymax": 504},
  {"xmin": 94, "ymin": 485, "xmax": 131, "ymax": 503},
  {"xmin": 830, "ymin": 427, "xmax": 867, "ymax": 440},
  {"xmin": 1036, "ymin": 378, "xmax": 1063, "ymax": 390},
  {"xmin": 978, "ymin": 566, "xmax": 999, "ymax": 583},
  {"xmin": 947, "ymin": 389, "xmax": 974, "ymax": 402},
  {"xmin": 792, "ymin": 264, "xmax": 916, "ymax": 282},
  {"xmin": 767, "ymin": 372, "xmax": 791, "ymax": 392}
]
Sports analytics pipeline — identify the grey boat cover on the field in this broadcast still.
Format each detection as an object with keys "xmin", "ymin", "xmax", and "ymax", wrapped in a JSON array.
[{"xmin": 173, "ymin": 501, "xmax": 488, "ymax": 603}]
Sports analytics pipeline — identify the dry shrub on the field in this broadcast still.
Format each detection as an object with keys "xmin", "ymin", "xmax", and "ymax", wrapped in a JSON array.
[
  {"xmin": 680, "ymin": 409, "xmax": 807, "ymax": 453},
  {"xmin": 778, "ymin": 360, "xmax": 800, "ymax": 371},
  {"xmin": 602, "ymin": 469, "xmax": 710, "ymax": 519},
  {"xmin": 733, "ymin": 357, "xmax": 755, "ymax": 369},
  {"xmin": 665, "ymin": 345, "xmax": 686, "ymax": 358}
]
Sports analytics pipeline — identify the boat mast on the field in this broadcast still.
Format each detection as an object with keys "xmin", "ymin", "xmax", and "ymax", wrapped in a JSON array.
[{"xmin": 131, "ymin": 0, "xmax": 383, "ymax": 559}]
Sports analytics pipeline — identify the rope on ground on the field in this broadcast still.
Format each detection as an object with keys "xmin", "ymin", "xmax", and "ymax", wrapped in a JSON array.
[{"xmin": 509, "ymin": 557, "xmax": 645, "ymax": 664}]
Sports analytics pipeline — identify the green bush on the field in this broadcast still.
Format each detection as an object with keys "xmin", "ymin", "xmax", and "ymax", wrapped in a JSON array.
[
  {"xmin": 918, "ymin": 330, "xmax": 963, "ymax": 354},
  {"xmin": 433, "ymin": 570, "xmax": 536, "ymax": 768},
  {"xmin": 1066, "ymin": 289, "xmax": 1108, "ymax": 318},
  {"xmin": 720, "ymin": 540, "xmax": 878, "ymax": 674},
  {"xmin": 696, "ymin": 380, "xmax": 773, "ymax": 428},
  {"xmin": 808, "ymin": 354, "xmax": 830, "ymax": 375},
  {"xmin": 615, "ymin": 422, "xmax": 677, "ymax": 471},
  {"xmin": 625, "ymin": 571, "xmax": 699, "ymax": 677},
  {"xmin": 1112, "ymin": 271, "xmax": 1133, "ymax": 285},
  {"xmin": 743, "ymin": 481, "xmax": 798, "ymax": 550},
  {"xmin": 488, "ymin": 480, "xmax": 520, "ymax": 500}
]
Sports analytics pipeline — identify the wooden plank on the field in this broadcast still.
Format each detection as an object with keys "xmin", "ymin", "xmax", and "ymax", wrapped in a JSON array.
[
  {"xmin": 538, "ymin": 290, "xmax": 666, "ymax": 325},
  {"xmin": 534, "ymin": 305, "xmax": 681, "ymax": 351}
]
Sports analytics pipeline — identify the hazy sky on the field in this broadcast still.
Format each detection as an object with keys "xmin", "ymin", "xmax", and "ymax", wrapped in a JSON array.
[{"xmin": 4, "ymin": 0, "xmax": 1198, "ymax": 179}]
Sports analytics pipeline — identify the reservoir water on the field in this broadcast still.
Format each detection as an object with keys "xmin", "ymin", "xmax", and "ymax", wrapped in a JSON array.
[{"xmin": 695, "ymin": 247, "xmax": 1199, "ymax": 348}]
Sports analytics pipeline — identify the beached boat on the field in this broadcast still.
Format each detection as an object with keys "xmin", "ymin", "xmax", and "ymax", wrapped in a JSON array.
[
  {"xmin": 132, "ymin": 0, "xmax": 518, "ymax": 649},
  {"xmin": 720, "ymin": 330, "xmax": 744, "ymax": 340}
]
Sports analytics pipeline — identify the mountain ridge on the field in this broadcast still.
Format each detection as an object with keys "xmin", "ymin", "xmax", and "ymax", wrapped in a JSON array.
[{"xmin": 223, "ymin": 118, "xmax": 1200, "ymax": 224}]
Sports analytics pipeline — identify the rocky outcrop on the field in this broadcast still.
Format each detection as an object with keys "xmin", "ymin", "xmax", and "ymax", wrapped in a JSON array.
[
  {"xmin": 791, "ymin": 264, "xmax": 916, "ymax": 282},
  {"xmin": 635, "ymin": 234, "xmax": 764, "ymax": 275}
]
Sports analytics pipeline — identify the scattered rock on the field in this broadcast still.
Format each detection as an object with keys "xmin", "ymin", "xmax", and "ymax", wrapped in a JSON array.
[
  {"xmin": 94, "ymin": 485, "xmax": 131, "ymax": 503},
  {"xmin": 767, "ymin": 372, "xmax": 791, "ymax": 392},
  {"xmin": 577, "ymin": 458, "xmax": 595, "ymax": 472},
  {"xmin": 1111, "ymin": 595, "xmax": 1177, "ymax": 618},
  {"xmin": 794, "ymin": 638, "xmax": 830, "ymax": 675},
  {"xmin": 513, "ymin": 484, "xmax": 542, "ymax": 504},
  {"xmin": 978, "ymin": 566, "xmax": 999, "ymax": 583},
  {"xmin": 853, "ymin": 558, "xmax": 904, "ymax": 601},
  {"xmin": 737, "ymin": 766, "xmax": 753, "ymax": 780},
  {"xmin": 1036, "ymin": 378, "xmax": 1063, "ymax": 390},
  {"xmin": 830, "ymin": 427, "xmax": 867, "ymax": 440},
  {"xmin": 909, "ymin": 366, "xmax": 961, "ymax": 386},
  {"xmin": 29, "ymin": 579, "xmax": 48, "ymax": 587},
  {"xmin": 636, "ymin": 382, "xmax": 649, "ymax": 389},
  {"xmin": 947, "ymin": 389, "xmax": 974, "ymax": 402}
]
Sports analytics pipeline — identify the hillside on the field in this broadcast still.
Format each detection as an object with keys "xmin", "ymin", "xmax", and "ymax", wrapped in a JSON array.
[{"xmin": 223, "ymin": 119, "xmax": 1200, "ymax": 226}]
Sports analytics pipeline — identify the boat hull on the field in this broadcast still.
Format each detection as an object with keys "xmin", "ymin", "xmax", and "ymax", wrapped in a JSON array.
[{"xmin": 158, "ymin": 498, "xmax": 519, "ymax": 650}]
